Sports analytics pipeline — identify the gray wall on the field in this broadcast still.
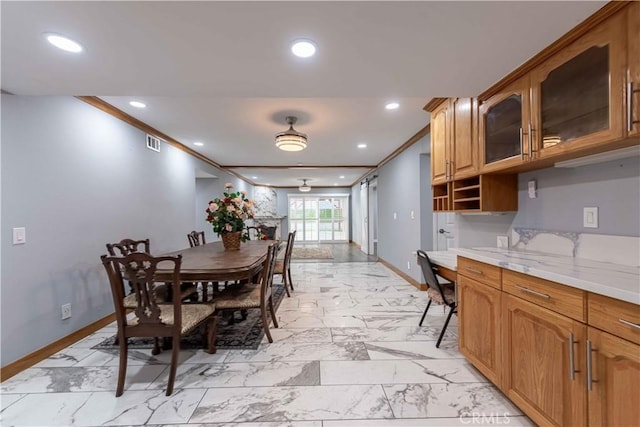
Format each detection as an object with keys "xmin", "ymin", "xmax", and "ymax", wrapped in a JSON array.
[
  {"xmin": 376, "ymin": 135, "xmax": 430, "ymax": 283},
  {"xmin": 1, "ymin": 95, "xmax": 248, "ymax": 365},
  {"xmin": 419, "ymin": 154, "xmax": 433, "ymax": 251},
  {"xmin": 512, "ymin": 156, "xmax": 640, "ymax": 236}
]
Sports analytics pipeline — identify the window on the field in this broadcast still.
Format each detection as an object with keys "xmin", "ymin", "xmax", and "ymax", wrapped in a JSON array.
[{"xmin": 288, "ymin": 195, "xmax": 349, "ymax": 242}]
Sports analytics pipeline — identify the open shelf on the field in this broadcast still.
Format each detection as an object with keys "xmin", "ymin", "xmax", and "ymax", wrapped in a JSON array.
[{"xmin": 432, "ymin": 183, "xmax": 451, "ymax": 212}]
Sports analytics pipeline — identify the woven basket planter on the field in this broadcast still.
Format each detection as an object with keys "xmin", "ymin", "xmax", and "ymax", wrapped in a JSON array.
[{"xmin": 221, "ymin": 231, "xmax": 242, "ymax": 251}]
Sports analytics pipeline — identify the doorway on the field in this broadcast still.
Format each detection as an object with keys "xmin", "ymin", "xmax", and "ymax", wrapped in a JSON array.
[
  {"xmin": 434, "ymin": 212, "xmax": 456, "ymax": 250},
  {"xmin": 288, "ymin": 194, "xmax": 349, "ymax": 242}
]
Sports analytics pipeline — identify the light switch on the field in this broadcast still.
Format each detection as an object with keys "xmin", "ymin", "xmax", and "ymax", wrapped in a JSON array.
[
  {"xmin": 583, "ymin": 207, "xmax": 598, "ymax": 228},
  {"xmin": 528, "ymin": 179, "xmax": 537, "ymax": 199},
  {"xmin": 393, "ymin": 212, "xmax": 397, "ymax": 220},
  {"xmin": 410, "ymin": 210, "xmax": 415, "ymax": 220},
  {"xmin": 13, "ymin": 227, "xmax": 26, "ymax": 244}
]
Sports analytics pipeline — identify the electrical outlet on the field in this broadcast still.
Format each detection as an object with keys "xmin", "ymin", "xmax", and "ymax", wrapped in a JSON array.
[
  {"xmin": 407, "ymin": 261, "xmax": 411, "ymax": 270},
  {"xmin": 497, "ymin": 235, "xmax": 509, "ymax": 249},
  {"xmin": 61, "ymin": 303, "xmax": 72, "ymax": 320}
]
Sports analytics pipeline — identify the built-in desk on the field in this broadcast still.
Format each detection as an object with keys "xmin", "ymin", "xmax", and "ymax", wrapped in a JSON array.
[{"xmin": 426, "ymin": 250, "xmax": 457, "ymax": 282}]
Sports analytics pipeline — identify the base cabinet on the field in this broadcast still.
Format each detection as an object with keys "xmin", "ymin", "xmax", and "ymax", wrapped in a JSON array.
[
  {"xmin": 502, "ymin": 294, "xmax": 587, "ymax": 426},
  {"xmin": 458, "ymin": 275, "xmax": 502, "ymax": 386},
  {"xmin": 587, "ymin": 327, "xmax": 640, "ymax": 426},
  {"xmin": 459, "ymin": 258, "xmax": 640, "ymax": 426}
]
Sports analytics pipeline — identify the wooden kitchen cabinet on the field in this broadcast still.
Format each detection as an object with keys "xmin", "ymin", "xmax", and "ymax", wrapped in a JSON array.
[
  {"xmin": 530, "ymin": 10, "xmax": 627, "ymax": 159},
  {"xmin": 479, "ymin": 76, "xmax": 532, "ymax": 173},
  {"xmin": 430, "ymin": 97, "xmax": 478, "ymax": 185},
  {"xmin": 628, "ymin": 1, "xmax": 640, "ymax": 137},
  {"xmin": 450, "ymin": 97, "xmax": 477, "ymax": 178},
  {"xmin": 458, "ymin": 274, "xmax": 502, "ymax": 386},
  {"xmin": 502, "ymin": 294, "xmax": 587, "ymax": 427},
  {"xmin": 587, "ymin": 326, "xmax": 640, "ymax": 426},
  {"xmin": 457, "ymin": 257, "xmax": 640, "ymax": 426},
  {"xmin": 431, "ymin": 100, "xmax": 449, "ymax": 185}
]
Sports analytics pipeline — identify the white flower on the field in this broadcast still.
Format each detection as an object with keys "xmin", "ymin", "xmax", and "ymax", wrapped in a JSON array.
[
  {"xmin": 224, "ymin": 182, "xmax": 233, "ymax": 189},
  {"xmin": 225, "ymin": 224, "xmax": 233, "ymax": 232},
  {"xmin": 208, "ymin": 202, "xmax": 219, "ymax": 212},
  {"xmin": 226, "ymin": 205, "xmax": 235, "ymax": 213}
]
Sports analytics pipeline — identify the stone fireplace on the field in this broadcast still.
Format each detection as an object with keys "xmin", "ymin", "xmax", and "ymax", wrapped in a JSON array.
[{"xmin": 252, "ymin": 186, "xmax": 286, "ymax": 240}]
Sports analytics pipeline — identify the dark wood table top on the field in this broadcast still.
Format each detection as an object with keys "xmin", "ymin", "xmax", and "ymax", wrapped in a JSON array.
[{"xmin": 157, "ymin": 240, "xmax": 272, "ymax": 282}]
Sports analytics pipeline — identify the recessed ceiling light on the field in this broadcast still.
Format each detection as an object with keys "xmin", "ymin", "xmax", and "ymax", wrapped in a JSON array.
[
  {"xmin": 193, "ymin": 142, "xmax": 204, "ymax": 147},
  {"xmin": 357, "ymin": 143, "xmax": 367, "ymax": 149},
  {"xmin": 339, "ymin": 175, "xmax": 345, "ymax": 179},
  {"xmin": 252, "ymin": 176, "xmax": 258, "ymax": 179},
  {"xmin": 291, "ymin": 39, "xmax": 317, "ymax": 58},
  {"xmin": 334, "ymin": 183, "xmax": 338, "ymax": 186},
  {"xmin": 385, "ymin": 102, "xmax": 400, "ymax": 110},
  {"xmin": 44, "ymin": 33, "xmax": 83, "ymax": 53},
  {"xmin": 129, "ymin": 101, "xmax": 146, "ymax": 108}
]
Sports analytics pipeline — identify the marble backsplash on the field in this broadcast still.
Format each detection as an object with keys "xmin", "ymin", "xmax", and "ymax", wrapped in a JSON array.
[{"xmin": 510, "ymin": 227, "xmax": 640, "ymax": 267}]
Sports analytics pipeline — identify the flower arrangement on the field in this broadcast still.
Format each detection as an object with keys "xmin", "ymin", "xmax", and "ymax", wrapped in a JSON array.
[{"xmin": 206, "ymin": 183, "xmax": 255, "ymax": 242}]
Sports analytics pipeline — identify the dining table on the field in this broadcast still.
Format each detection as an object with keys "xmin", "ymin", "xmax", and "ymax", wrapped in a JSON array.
[{"xmin": 155, "ymin": 240, "xmax": 273, "ymax": 284}]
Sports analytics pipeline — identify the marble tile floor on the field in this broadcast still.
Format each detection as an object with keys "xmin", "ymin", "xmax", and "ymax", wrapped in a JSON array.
[{"xmin": 1, "ymin": 262, "xmax": 534, "ymax": 427}]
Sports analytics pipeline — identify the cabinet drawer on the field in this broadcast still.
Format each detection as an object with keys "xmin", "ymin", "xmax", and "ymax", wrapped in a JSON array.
[
  {"xmin": 503, "ymin": 270, "xmax": 586, "ymax": 322},
  {"xmin": 457, "ymin": 257, "xmax": 501, "ymax": 289},
  {"xmin": 588, "ymin": 293, "xmax": 640, "ymax": 345}
]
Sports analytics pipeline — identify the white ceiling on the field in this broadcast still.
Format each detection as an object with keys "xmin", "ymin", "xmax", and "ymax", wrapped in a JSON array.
[{"xmin": 1, "ymin": 1, "xmax": 606, "ymax": 187}]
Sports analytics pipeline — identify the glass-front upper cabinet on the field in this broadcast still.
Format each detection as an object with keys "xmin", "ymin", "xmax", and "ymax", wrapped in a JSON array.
[
  {"xmin": 479, "ymin": 77, "xmax": 531, "ymax": 172},
  {"xmin": 530, "ymin": 12, "xmax": 626, "ymax": 158}
]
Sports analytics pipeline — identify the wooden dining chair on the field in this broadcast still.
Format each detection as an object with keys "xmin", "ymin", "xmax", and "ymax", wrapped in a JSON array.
[
  {"xmin": 246, "ymin": 226, "xmax": 260, "ymax": 240},
  {"xmin": 106, "ymin": 238, "xmax": 197, "ymax": 304},
  {"xmin": 258, "ymin": 225, "xmax": 277, "ymax": 240},
  {"xmin": 417, "ymin": 249, "xmax": 457, "ymax": 348},
  {"xmin": 101, "ymin": 252, "xmax": 218, "ymax": 396},
  {"xmin": 187, "ymin": 230, "xmax": 206, "ymax": 248},
  {"xmin": 212, "ymin": 242, "xmax": 281, "ymax": 342},
  {"xmin": 274, "ymin": 230, "xmax": 296, "ymax": 297}
]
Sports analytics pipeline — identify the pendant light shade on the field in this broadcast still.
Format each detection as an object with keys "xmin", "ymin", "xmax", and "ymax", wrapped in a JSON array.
[
  {"xmin": 298, "ymin": 179, "xmax": 311, "ymax": 192},
  {"xmin": 275, "ymin": 116, "xmax": 307, "ymax": 151}
]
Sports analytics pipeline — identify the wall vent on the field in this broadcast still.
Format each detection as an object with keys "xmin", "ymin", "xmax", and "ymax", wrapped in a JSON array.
[{"xmin": 146, "ymin": 134, "xmax": 161, "ymax": 152}]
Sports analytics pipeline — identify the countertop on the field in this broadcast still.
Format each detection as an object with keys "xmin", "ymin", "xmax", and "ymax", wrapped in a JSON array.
[
  {"xmin": 426, "ymin": 251, "xmax": 457, "ymax": 271},
  {"xmin": 449, "ymin": 247, "xmax": 640, "ymax": 305}
]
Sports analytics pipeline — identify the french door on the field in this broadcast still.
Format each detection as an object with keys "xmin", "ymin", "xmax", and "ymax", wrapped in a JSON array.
[{"xmin": 288, "ymin": 195, "xmax": 349, "ymax": 242}]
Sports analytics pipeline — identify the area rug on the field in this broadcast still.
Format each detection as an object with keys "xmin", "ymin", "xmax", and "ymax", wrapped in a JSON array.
[
  {"xmin": 291, "ymin": 246, "xmax": 334, "ymax": 259},
  {"xmin": 92, "ymin": 285, "xmax": 285, "ymax": 351}
]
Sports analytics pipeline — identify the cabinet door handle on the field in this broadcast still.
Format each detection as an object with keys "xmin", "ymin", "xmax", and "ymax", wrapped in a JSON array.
[
  {"xmin": 519, "ymin": 127, "xmax": 524, "ymax": 160},
  {"xmin": 586, "ymin": 340, "xmax": 597, "ymax": 391},
  {"xmin": 628, "ymin": 82, "xmax": 640, "ymax": 132},
  {"xmin": 619, "ymin": 318, "xmax": 640, "ymax": 330},
  {"xmin": 528, "ymin": 123, "xmax": 534, "ymax": 158},
  {"xmin": 568, "ymin": 333, "xmax": 579, "ymax": 380},
  {"xmin": 628, "ymin": 82, "xmax": 633, "ymax": 132},
  {"xmin": 464, "ymin": 267, "xmax": 483, "ymax": 275},
  {"xmin": 515, "ymin": 285, "xmax": 550, "ymax": 299},
  {"xmin": 445, "ymin": 160, "xmax": 450, "ymax": 180}
]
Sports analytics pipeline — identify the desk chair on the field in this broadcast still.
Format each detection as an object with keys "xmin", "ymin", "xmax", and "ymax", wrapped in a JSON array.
[{"xmin": 417, "ymin": 249, "xmax": 457, "ymax": 348}]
